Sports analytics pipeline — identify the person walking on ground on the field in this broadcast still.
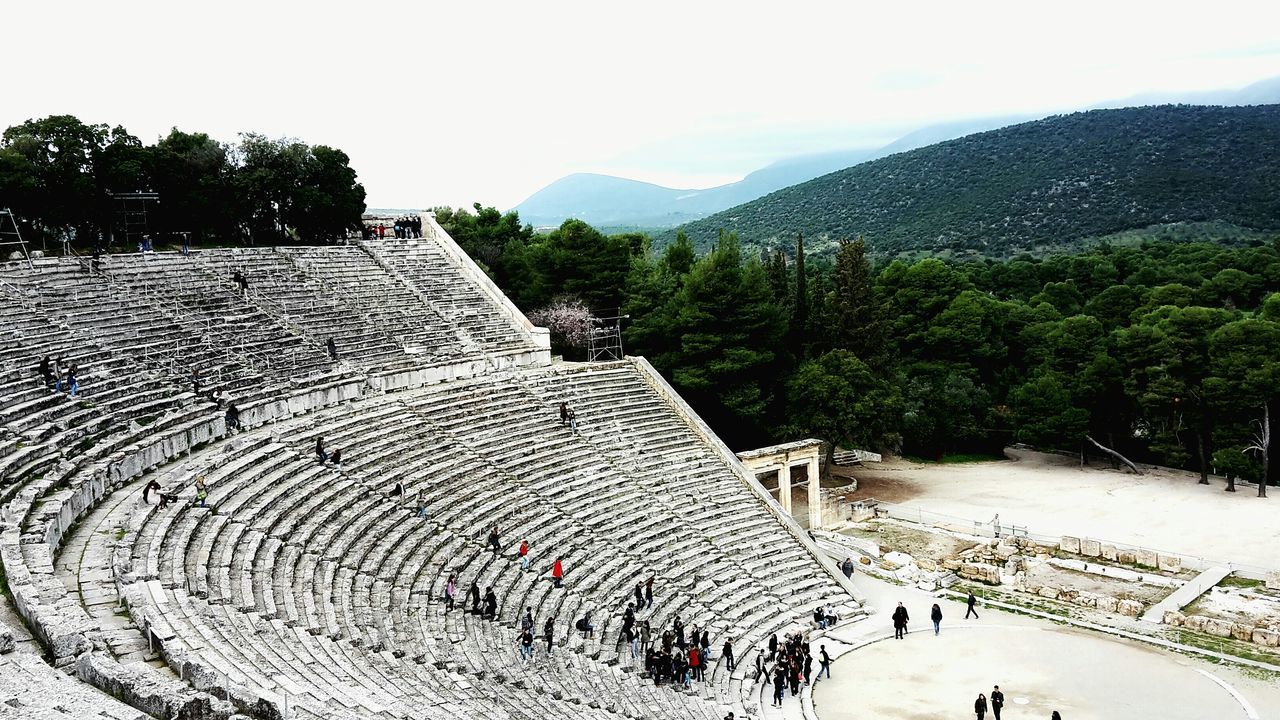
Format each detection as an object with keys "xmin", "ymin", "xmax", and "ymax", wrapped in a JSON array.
[
  {"xmin": 552, "ymin": 557, "xmax": 564, "ymax": 588},
  {"xmin": 772, "ymin": 665, "xmax": 786, "ymax": 707},
  {"xmin": 519, "ymin": 540, "xmax": 529, "ymax": 570},
  {"xmin": 445, "ymin": 574, "xmax": 457, "ymax": 611},
  {"xmin": 753, "ymin": 651, "xmax": 765, "ymax": 682},
  {"xmin": 991, "ymin": 686, "xmax": 1005, "ymax": 720},
  {"xmin": 819, "ymin": 645, "xmax": 831, "ymax": 680},
  {"xmin": 975, "ymin": 692, "xmax": 988, "ymax": 720},
  {"xmin": 689, "ymin": 645, "xmax": 701, "ymax": 682},
  {"xmin": 488, "ymin": 525, "xmax": 501, "ymax": 554},
  {"xmin": 892, "ymin": 602, "xmax": 910, "ymax": 639},
  {"xmin": 841, "ymin": 557, "xmax": 854, "ymax": 578},
  {"xmin": 544, "ymin": 616, "xmax": 555, "ymax": 655},
  {"xmin": 931, "ymin": 603, "xmax": 943, "ymax": 635},
  {"xmin": 966, "ymin": 591, "xmax": 980, "ymax": 619},
  {"xmin": 803, "ymin": 650, "xmax": 813, "ymax": 686}
]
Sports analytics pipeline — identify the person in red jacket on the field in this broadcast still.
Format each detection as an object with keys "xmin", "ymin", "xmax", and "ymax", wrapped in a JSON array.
[
  {"xmin": 552, "ymin": 557, "xmax": 564, "ymax": 588},
  {"xmin": 519, "ymin": 540, "xmax": 530, "ymax": 571}
]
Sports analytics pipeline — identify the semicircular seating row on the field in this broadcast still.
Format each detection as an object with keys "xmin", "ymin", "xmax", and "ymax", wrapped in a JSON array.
[{"xmin": 123, "ymin": 362, "xmax": 859, "ymax": 719}]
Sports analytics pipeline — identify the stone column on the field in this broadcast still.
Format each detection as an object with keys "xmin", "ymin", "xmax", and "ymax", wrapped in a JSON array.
[
  {"xmin": 778, "ymin": 464, "xmax": 792, "ymax": 514},
  {"xmin": 807, "ymin": 455, "xmax": 821, "ymax": 530}
]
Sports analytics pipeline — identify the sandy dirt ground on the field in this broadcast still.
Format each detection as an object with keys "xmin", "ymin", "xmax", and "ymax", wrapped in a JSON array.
[
  {"xmin": 838, "ymin": 449, "xmax": 1280, "ymax": 571},
  {"xmin": 811, "ymin": 573, "xmax": 1280, "ymax": 720}
]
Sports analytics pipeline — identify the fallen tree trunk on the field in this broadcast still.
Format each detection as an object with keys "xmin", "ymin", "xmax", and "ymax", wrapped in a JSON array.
[{"xmin": 1085, "ymin": 435, "xmax": 1142, "ymax": 475}]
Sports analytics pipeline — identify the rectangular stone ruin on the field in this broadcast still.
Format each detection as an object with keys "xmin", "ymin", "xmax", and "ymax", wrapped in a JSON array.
[{"xmin": 1059, "ymin": 536, "xmax": 1081, "ymax": 554}]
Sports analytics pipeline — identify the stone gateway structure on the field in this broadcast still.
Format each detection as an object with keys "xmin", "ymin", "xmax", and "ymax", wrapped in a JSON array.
[
  {"xmin": 0, "ymin": 214, "xmax": 862, "ymax": 719},
  {"xmin": 738, "ymin": 439, "xmax": 825, "ymax": 530}
]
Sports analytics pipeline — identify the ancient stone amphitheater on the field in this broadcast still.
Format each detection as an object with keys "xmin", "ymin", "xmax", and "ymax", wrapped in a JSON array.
[{"xmin": 0, "ymin": 215, "xmax": 862, "ymax": 719}]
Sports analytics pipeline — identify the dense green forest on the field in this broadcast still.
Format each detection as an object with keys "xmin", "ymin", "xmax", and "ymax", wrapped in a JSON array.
[
  {"xmin": 670, "ymin": 105, "xmax": 1280, "ymax": 258},
  {"xmin": 0, "ymin": 115, "xmax": 366, "ymax": 248},
  {"xmin": 442, "ymin": 204, "xmax": 1280, "ymax": 494}
]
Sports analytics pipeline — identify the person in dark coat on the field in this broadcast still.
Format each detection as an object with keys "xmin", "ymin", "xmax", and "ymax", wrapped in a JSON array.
[
  {"xmin": 975, "ymin": 693, "xmax": 988, "ymax": 720},
  {"xmin": 645, "ymin": 574, "xmax": 654, "ymax": 608},
  {"xmin": 1051, "ymin": 712, "xmax": 1062, "ymax": 720},
  {"xmin": 143, "ymin": 479, "xmax": 162, "ymax": 504},
  {"xmin": 966, "ymin": 591, "xmax": 980, "ymax": 618},
  {"xmin": 544, "ymin": 616, "xmax": 555, "ymax": 655},
  {"xmin": 931, "ymin": 603, "xmax": 943, "ymax": 635},
  {"xmin": 326, "ymin": 337, "xmax": 338, "ymax": 360},
  {"xmin": 488, "ymin": 525, "xmax": 501, "ymax": 554},
  {"xmin": 841, "ymin": 557, "xmax": 855, "ymax": 578},
  {"xmin": 991, "ymin": 686, "xmax": 1005, "ymax": 720},
  {"xmin": 892, "ymin": 602, "xmax": 910, "ymax": 639},
  {"xmin": 768, "ymin": 633, "xmax": 779, "ymax": 661},
  {"xmin": 316, "ymin": 437, "xmax": 327, "ymax": 464},
  {"xmin": 559, "ymin": 402, "xmax": 569, "ymax": 425},
  {"xmin": 481, "ymin": 587, "xmax": 497, "ymax": 619},
  {"xmin": 722, "ymin": 638, "xmax": 735, "ymax": 670},
  {"xmin": 39, "ymin": 356, "xmax": 53, "ymax": 388},
  {"xmin": 772, "ymin": 666, "xmax": 786, "ymax": 707},
  {"xmin": 467, "ymin": 581, "xmax": 481, "ymax": 614}
]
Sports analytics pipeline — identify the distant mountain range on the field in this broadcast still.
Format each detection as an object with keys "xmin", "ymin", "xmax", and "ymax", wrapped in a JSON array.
[
  {"xmin": 512, "ymin": 75, "xmax": 1280, "ymax": 230},
  {"xmin": 669, "ymin": 104, "xmax": 1280, "ymax": 257}
]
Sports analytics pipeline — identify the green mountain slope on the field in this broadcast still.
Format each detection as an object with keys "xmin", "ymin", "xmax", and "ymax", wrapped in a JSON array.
[{"xmin": 671, "ymin": 105, "xmax": 1280, "ymax": 257}]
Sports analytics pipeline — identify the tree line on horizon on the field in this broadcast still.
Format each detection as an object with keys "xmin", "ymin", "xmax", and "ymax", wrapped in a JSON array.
[
  {"xmin": 439, "ymin": 203, "xmax": 1280, "ymax": 495},
  {"xmin": 0, "ymin": 114, "xmax": 366, "ymax": 249}
]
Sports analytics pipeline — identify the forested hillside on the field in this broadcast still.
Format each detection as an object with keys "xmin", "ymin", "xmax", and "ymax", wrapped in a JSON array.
[
  {"xmin": 441, "ymin": 205, "xmax": 1280, "ymax": 495},
  {"xmin": 672, "ymin": 105, "xmax": 1280, "ymax": 257}
]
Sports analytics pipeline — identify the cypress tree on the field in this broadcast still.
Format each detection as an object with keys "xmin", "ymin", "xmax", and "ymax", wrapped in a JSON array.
[{"xmin": 792, "ymin": 233, "xmax": 808, "ymax": 357}]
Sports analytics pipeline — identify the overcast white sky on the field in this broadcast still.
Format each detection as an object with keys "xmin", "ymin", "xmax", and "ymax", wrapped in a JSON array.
[{"xmin": 4, "ymin": 1, "xmax": 1279, "ymax": 210}]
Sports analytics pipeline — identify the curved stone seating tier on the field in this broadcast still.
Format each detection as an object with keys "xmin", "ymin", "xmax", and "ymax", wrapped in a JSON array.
[{"xmin": 115, "ymin": 360, "xmax": 857, "ymax": 719}]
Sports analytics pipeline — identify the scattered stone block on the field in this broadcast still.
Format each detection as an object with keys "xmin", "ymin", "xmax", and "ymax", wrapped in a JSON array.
[
  {"xmin": 1162, "ymin": 611, "xmax": 1185, "ymax": 627},
  {"xmin": 1230, "ymin": 623, "xmax": 1253, "ymax": 642},
  {"xmin": 1252, "ymin": 628, "xmax": 1279, "ymax": 647},
  {"xmin": 1266, "ymin": 573, "xmax": 1280, "ymax": 591},
  {"xmin": 858, "ymin": 556, "xmax": 872, "ymax": 566},
  {"xmin": 1038, "ymin": 586, "xmax": 1059, "ymax": 599},
  {"xmin": 1081, "ymin": 539, "xmax": 1102, "ymax": 557},
  {"xmin": 1183, "ymin": 615, "xmax": 1206, "ymax": 631},
  {"xmin": 1136, "ymin": 549, "xmax": 1158, "ymax": 568},
  {"xmin": 1203, "ymin": 618, "xmax": 1233, "ymax": 637},
  {"xmin": 1117, "ymin": 599, "xmax": 1143, "ymax": 617},
  {"xmin": 1096, "ymin": 596, "xmax": 1118, "ymax": 613},
  {"xmin": 1157, "ymin": 554, "xmax": 1181, "ymax": 572},
  {"xmin": 1060, "ymin": 536, "xmax": 1081, "ymax": 554},
  {"xmin": 1101, "ymin": 544, "xmax": 1117, "ymax": 561}
]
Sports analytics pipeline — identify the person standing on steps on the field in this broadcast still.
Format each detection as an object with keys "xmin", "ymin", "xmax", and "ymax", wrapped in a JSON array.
[
  {"xmin": 931, "ymin": 603, "xmax": 943, "ymax": 635},
  {"xmin": 467, "ymin": 581, "xmax": 481, "ymax": 614},
  {"xmin": 772, "ymin": 664, "xmax": 786, "ymax": 707},
  {"xmin": 544, "ymin": 616, "xmax": 555, "ymax": 655},
  {"xmin": 645, "ymin": 574, "xmax": 654, "ymax": 609},
  {"xmin": 634, "ymin": 582, "xmax": 644, "ymax": 609},
  {"xmin": 991, "ymin": 685, "xmax": 1005, "ymax": 720},
  {"xmin": 316, "ymin": 437, "xmax": 328, "ymax": 464},
  {"xmin": 552, "ymin": 556, "xmax": 564, "ymax": 588},
  {"xmin": 892, "ymin": 602, "xmax": 910, "ymax": 639},
  {"xmin": 445, "ymin": 574, "xmax": 457, "ymax": 611},
  {"xmin": 488, "ymin": 525, "xmax": 501, "ymax": 554},
  {"xmin": 722, "ymin": 638, "xmax": 735, "ymax": 671},
  {"xmin": 225, "ymin": 402, "xmax": 241, "ymax": 432},
  {"xmin": 767, "ymin": 633, "xmax": 778, "ymax": 661},
  {"xmin": 559, "ymin": 402, "xmax": 569, "ymax": 425},
  {"xmin": 519, "ymin": 539, "xmax": 529, "ymax": 570},
  {"xmin": 326, "ymin": 337, "xmax": 338, "ymax": 361},
  {"xmin": 39, "ymin": 356, "xmax": 53, "ymax": 389},
  {"xmin": 841, "ymin": 557, "xmax": 855, "ymax": 578},
  {"xmin": 966, "ymin": 591, "xmax": 980, "ymax": 619},
  {"xmin": 974, "ymin": 692, "xmax": 988, "ymax": 720}
]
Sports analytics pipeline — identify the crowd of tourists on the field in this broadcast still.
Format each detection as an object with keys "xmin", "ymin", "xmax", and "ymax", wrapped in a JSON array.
[{"xmin": 361, "ymin": 216, "xmax": 422, "ymax": 240}]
